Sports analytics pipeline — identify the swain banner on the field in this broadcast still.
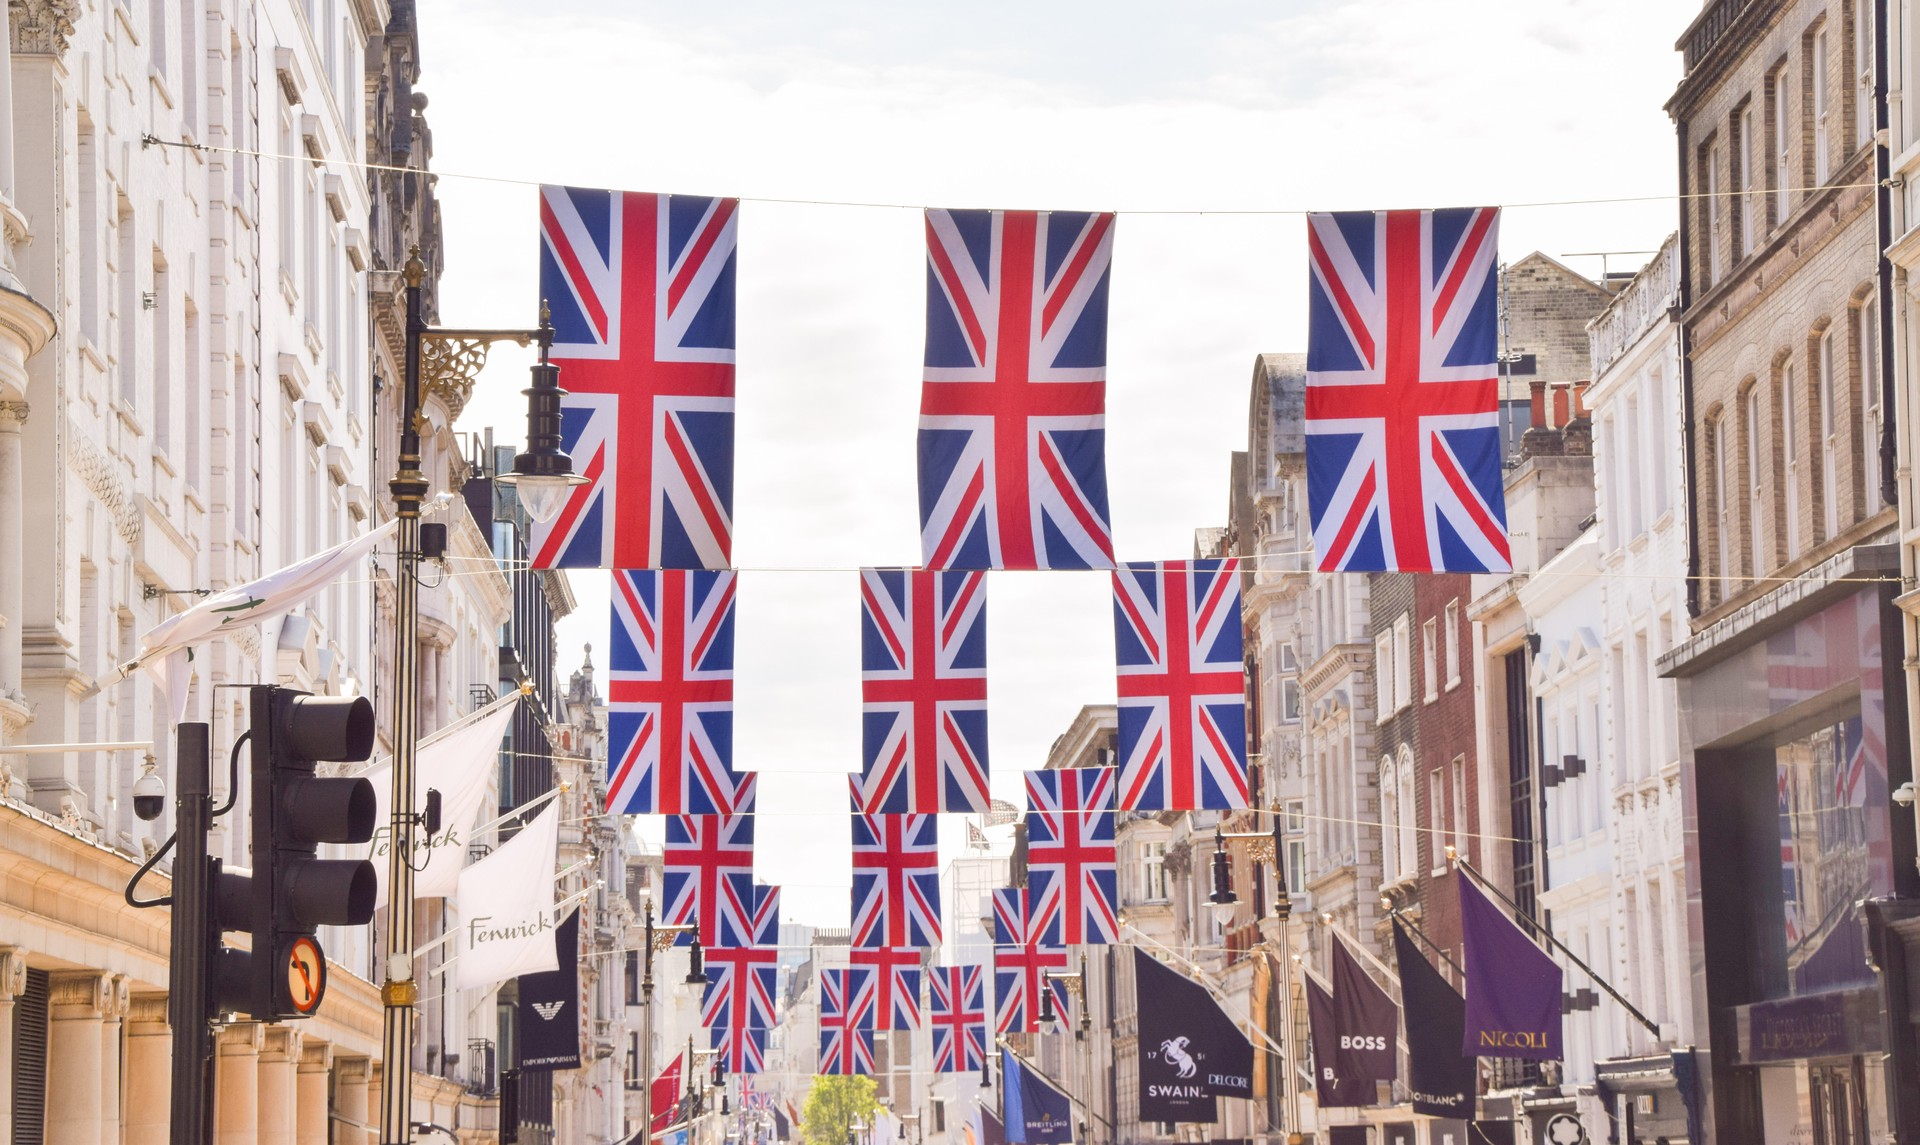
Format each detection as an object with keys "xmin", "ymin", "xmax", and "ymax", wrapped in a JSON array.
[{"xmin": 1133, "ymin": 948, "xmax": 1251, "ymax": 1122}]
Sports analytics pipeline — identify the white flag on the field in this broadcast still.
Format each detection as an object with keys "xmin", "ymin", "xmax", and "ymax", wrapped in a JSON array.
[
  {"xmin": 93, "ymin": 517, "xmax": 401, "ymax": 720},
  {"xmin": 362, "ymin": 693, "xmax": 520, "ymax": 905},
  {"xmin": 455, "ymin": 799, "xmax": 561, "ymax": 991}
]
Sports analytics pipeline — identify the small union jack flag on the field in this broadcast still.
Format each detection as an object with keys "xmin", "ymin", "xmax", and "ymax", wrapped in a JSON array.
[
  {"xmin": 991, "ymin": 888, "xmax": 1068, "ymax": 1035},
  {"xmin": 1025, "ymin": 767, "xmax": 1119, "ymax": 945},
  {"xmin": 853, "ymin": 569, "xmax": 990, "ymax": 814},
  {"xmin": 702, "ymin": 886, "xmax": 780, "ymax": 1032},
  {"xmin": 607, "ymin": 570, "xmax": 747, "ymax": 816},
  {"xmin": 819, "ymin": 968, "xmax": 876, "ymax": 1076},
  {"xmin": 663, "ymin": 808, "xmax": 755, "ymax": 949},
  {"xmin": 851, "ymin": 813, "xmax": 942, "ymax": 949},
  {"xmin": 709, "ymin": 1025, "xmax": 768, "ymax": 1074},
  {"xmin": 929, "ymin": 965, "xmax": 987, "ymax": 1072},
  {"xmin": 1305, "ymin": 208, "xmax": 1510, "ymax": 573},
  {"xmin": 530, "ymin": 185, "xmax": 737, "ymax": 570},
  {"xmin": 918, "ymin": 208, "xmax": 1117, "ymax": 571},
  {"xmin": 849, "ymin": 946, "xmax": 923, "ymax": 1031},
  {"xmin": 1113, "ymin": 560, "xmax": 1249, "ymax": 811}
]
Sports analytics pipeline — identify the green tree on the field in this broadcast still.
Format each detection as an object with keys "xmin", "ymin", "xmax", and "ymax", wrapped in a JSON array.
[{"xmin": 801, "ymin": 1075, "xmax": 879, "ymax": 1145}]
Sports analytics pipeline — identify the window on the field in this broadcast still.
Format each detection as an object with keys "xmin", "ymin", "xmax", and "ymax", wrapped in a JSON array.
[
  {"xmin": 1393, "ymin": 616, "xmax": 1412, "ymax": 713},
  {"xmin": 1452, "ymin": 755, "xmax": 1470, "ymax": 860},
  {"xmin": 1715, "ymin": 414, "xmax": 1734, "ymax": 599},
  {"xmin": 625, "ymin": 950, "xmax": 640, "ymax": 1005},
  {"xmin": 1375, "ymin": 632, "xmax": 1396, "ymax": 719},
  {"xmin": 1773, "ymin": 65, "xmax": 1793, "ymax": 223},
  {"xmin": 1141, "ymin": 841, "xmax": 1168, "ymax": 901},
  {"xmin": 1398, "ymin": 750, "xmax": 1416, "ymax": 879},
  {"xmin": 1280, "ymin": 678, "xmax": 1302, "ymax": 722},
  {"xmin": 1445, "ymin": 601, "xmax": 1462, "ymax": 687},
  {"xmin": 1422, "ymin": 619, "xmax": 1439, "ymax": 702},
  {"xmin": 1429, "ymin": 769, "xmax": 1447, "ymax": 874},
  {"xmin": 1855, "ymin": 0, "xmax": 1873, "ymax": 147},
  {"xmin": 1705, "ymin": 140, "xmax": 1724, "ymax": 285},
  {"xmin": 1736, "ymin": 103, "xmax": 1756, "ymax": 259},
  {"xmin": 1648, "ymin": 368, "xmax": 1670, "ymax": 517},
  {"xmin": 1747, "ymin": 385, "xmax": 1765, "ymax": 573},
  {"xmin": 627, "ymin": 1033, "xmax": 641, "ymax": 1089},
  {"xmin": 1813, "ymin": 26, "xmax": 1832, "ymax": 183},
  {"xmin": 1285, "ymin": 799, "xmax": 1306, "ymax": 833},
  {"xmin": 1286, "ymin": 839, "xmax": 1307, "ymax": 895},
  {"xmin": 1781, "ymin": 365, "xmax": 1801, "ymax": 559},
  {"xmin": 1858, "ymin": 298, "xmax": 1882, "ymax": 514},
  {"xmin": 1381, "ymin": 757, "xmax": 1401, "ymax": 881},
  {"xmin": 1818, "ymin": 329, "xmax": 1838, "ymax": 540}
]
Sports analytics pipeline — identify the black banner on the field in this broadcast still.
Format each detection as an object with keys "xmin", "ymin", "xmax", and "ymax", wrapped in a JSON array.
[
  {"xmin": 978, "ymin": 1106, "xmax": 1006, "ymax": 1145},
  {"xmin": 1330, "ymin": 937, "xmax": 1398, "ymax": 1084},
  {"xmin": 517, "ymin": 909, "xmax": 582, "ymax": 1070},
  {"xmin": 1392, "ymin": 921, "xmax": 1474, "ymax": 1118},
  {"xmin": 1133, "ymin": 948, "xmax": 1251, "ymax": 1122},
  {"xmin": 1305, "ymin": 974, "xmax": 1373, "ymax": 1108},
  {"xmin": 773, "ymin": 1107, "xmax": 791, "ymax": 1142}
]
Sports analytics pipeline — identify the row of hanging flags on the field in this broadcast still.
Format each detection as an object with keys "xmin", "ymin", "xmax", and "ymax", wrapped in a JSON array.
[{"xmin": 543, "ymin": 184, "xmax": 1518, "ymax": 1083}]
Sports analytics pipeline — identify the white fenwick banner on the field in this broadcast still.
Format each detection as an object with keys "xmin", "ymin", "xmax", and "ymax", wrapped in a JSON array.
[
  {"xmin": 455, "ymin": 799, "xmax": 561, "ymax": 991},
  {"xmin": 362, "ymin": 695, "xmax": 519, "ymax": 905}
]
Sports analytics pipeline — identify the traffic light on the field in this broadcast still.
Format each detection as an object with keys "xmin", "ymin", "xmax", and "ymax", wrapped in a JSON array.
[{"xmin": 244, "ymin": 684, "xmax": 379, "ymax": 1019}]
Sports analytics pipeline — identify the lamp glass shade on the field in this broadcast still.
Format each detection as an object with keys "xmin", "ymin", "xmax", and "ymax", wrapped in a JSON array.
[
  {"xmin": 501, "ymin": 471, "xmax": 585, "ymax": 523},
  {"xmin": 1209, "ymin": 900, "xmax": 1237, "ymax": 926}
]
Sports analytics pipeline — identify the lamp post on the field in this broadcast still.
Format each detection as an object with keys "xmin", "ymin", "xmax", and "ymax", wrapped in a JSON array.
[
  {"xmin": 381, "ymin": 256, "xmax": 589, "ymax": 1145},
  {"xmin": 638, "ymin": 893, "xmax": 702, "ymax": 1145},
  {"xmin": 1212, "ymin": 817, "xmax": 1298, "ymax": 1145}
]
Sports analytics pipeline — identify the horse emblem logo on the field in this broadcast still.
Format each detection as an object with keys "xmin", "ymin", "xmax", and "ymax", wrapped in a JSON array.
[{"xmin": 1159, "ymin": 1036, "xmax": 1197, "ymax": 1079}]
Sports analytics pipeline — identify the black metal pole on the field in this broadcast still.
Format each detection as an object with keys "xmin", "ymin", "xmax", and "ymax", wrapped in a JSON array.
[{"xmin": 168, "ymin": 722, "xmax": 212, "ymax": 1145}]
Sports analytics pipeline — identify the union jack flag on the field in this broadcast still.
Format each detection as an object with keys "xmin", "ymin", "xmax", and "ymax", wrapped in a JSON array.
[
  {"xmin": 1835, "ymin": 715, "xmax": 1867, "ymax": 810},
  {"xmin": 1113, "ymin": 560, "xmax": 1249, "ymax": 811},
  {"xmin": 1025, "ymin": 767, "xmax": 1119, "ymax": 945},
  {"xmin": 608, "ymin": 570, "xmax": 747, "ymax": 816},
  {"xmin": 702, "ymin": 886, "xmax": 780, "ymax": 1032},
  {"xmin": 851, "ymin": 813, "xmax": 942, "ymax": 949},
  {"xmin": 663, "ymin": 809, "xmax": 755, "ymax": 949},
  {"xmin": 991, "ymin": 888, "xmax": 1068, "ymax": 1034},
  {"xmin": 853, "ymin": 569, "xmax": 990, "ymax": 814},
  {"xmin": 918, "ymin": 208, "xmax": 1116, "ymax": 571},
  {"xmin": 929, "ymin": 965, "xmax": 987, "ymax": 1072},
  {"xmin": 530, "ymin": 185, "xmax": 737, "ymax": 570},
  {"xmin": 818, "ymin": 968, "xmax": 876, "ymax": 1076},
  {"xmin": 1305, "ymin": 208, "xmax": 1510, "ymax": 573},
  {"xmin": 709, "ymin": 1025, "xmax": 768, "ymax": 1075},
  {"xmin": 849, "ymin": 946, "xmax": 923, "ymax": 1030}
]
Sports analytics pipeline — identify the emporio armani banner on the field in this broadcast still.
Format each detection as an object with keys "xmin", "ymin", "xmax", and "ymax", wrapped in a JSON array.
[
  {"xmin": 1459, "ymin": 873, "xmax": 1564, "ymax": 1060},
  {"xmin": 1391, "ymin": 921, "xmax": 1474, "ymax": 1118},
  {"xmin": 1000, "ymin": 1048, "xmax": 1074, "ymax": 1145},
  {"xmin": 1305, "ymin": 973, "xmax": 1374, "ymax": 1108},
  {"xmin": 516, "ymin": 909, "xmax": 582, "ymax": 1070},
  {"xmin": 1329, "ymin": 935, "xmax": 1399, "ymax": 1086},
  {"xmin": 1133, "ymin": 948, "xmax": 1252, "ymax": 1122}
]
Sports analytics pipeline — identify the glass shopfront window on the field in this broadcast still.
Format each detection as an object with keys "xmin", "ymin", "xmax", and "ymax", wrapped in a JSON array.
[{"xmin": 1773, "ymin": 715, "xmax": 1884, "ymax": 999}]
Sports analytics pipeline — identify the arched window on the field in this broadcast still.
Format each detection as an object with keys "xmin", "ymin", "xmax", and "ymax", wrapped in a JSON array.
[{"xmin": 1380, "ymin": 755, "xmax": 1400, "ymax": 882}]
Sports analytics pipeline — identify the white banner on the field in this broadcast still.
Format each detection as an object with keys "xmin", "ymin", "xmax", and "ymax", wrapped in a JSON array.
[
  {"xmin": 362, "ymin": 694, "xmax": 520, "ymax": 905},
  {"xmin": 455, "ymin": 800, "xmax": 561, "ymax": 991},
  {"xmin": 93, "ymin": 517, "xmax": 401, "ymax": 720}
]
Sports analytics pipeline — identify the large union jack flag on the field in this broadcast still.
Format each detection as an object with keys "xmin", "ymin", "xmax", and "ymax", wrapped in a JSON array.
[
  {"xmin": 709, "ymin": 1026, "xmax": 768, "ymax": 1075},
  {"xmin": 849, "ymin": 945, "xmax": 923, "ymax": 1030},
  {"xmin": 1025, "ymin": 767, "xmax": 1119, "ymax": 945},
  {"xmin": 819, "ymin": 968, "xmax": 876, "ymax": 1076},
  {"xmin": 702, "ymin": 885, "xmax": 780, "ymax": 1033},
  {"xmin": 929, "ymin": 965, "xmax": 987, "ymax": 1072},
  {"xmin": 530, "ymin": 185, "xmax": 737, "ymax": 570},
  {"xmin": 991, "ymin": 888, "xmax": 1068, "ymax": 1034},
  {"xmin": 663, "ymin": 808, "xmax": 755, "ymax": 949},
  {"xmin": 1305, "ymin": 208, "xmax": 1510, "ymax": 573},
  {"xmin": 918, "ymin": 208, "xmax": 1116, "ymax": 571},
  {"xmin": 853, "ymin": 569, "xmax": 990, "ymax": 814},
  {"xmin": 851, "ymin": 813, "xmax": 942, "ymax": 949},
  {"xmin": 1113, "ymin": 560, "xmax": 1249, "ymax": 811},
  {"xmin": 608, "ymin": 570, "xmax": 747, "ymax": 816}
]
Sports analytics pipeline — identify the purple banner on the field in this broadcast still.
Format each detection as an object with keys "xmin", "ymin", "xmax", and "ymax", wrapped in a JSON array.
[
  {"xmin": 1459, "ymin": 875, "xmax": 1562, "ymax": 1060},
  {"xmin": 1330, "ymin": 937, "xmax": 1398, "ymax": 1083},
  {"xmin": 1306, "ymin": 974, "xmax": 1376, "ymax": 1107}
]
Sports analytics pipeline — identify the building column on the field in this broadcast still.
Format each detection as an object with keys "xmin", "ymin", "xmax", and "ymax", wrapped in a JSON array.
[
  {"xmin": 214, "ymin": 1023, "xmax": 263, "ymax": 1145},
  {"xmin": 125, "ymin": 993, "xmax": 172, "ymax": 1145},
  {"xmin": 0, "ymin": 947, "xmax": 28, "ymax": 1137},
  {"xmin": 334, "ymin": 1056, "xmax": 372, "ymax": 1145},
  {"xmin": 45, "ymin": 970, "xmax": 108, "ymax": 1145},
  {"xmin": 295, "ymin": 1040, "xmax": 332, "ymax": 1145},
  {"xmin": 100, "ymin": 975, "xmax": 129, "ymax": 1145},
  {"xmin": 0, "ymin": 401, "xmax": 29, "ymax": 732},
  {"xmin": 258, "ymin": 1026, "xmax": 301, "ymax": 1145},
  {"xmin": 366, "ymin": 1061, "xmax": 384, "ymax": 1145}
]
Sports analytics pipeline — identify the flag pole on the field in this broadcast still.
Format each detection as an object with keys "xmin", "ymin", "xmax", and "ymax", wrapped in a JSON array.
[
  {"xmin": 1382, "ymin": 904, "xmax": 1464, "ymax": 977},
  {"xmin": 1453, "ymin": 855, "xmax": 1661, "ymax": 1037}
]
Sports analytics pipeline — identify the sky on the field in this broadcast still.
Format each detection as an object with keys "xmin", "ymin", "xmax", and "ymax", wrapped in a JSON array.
[{"xmin": 414, "ymin": 0, "xmax": 1690, "ymax": 926}]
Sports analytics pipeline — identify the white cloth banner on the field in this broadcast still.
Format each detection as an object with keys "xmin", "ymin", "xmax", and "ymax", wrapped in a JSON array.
[
  {"xmin": 362, "ymin": 694, "xmax": 520, "ymax": 905},
  {"xmin": 455, "ymin": 800, "xmax": 561, "ymax": 991},
  {"xmin": 94, "ymin": 517, "xmax": 401, "ymax": 721}
]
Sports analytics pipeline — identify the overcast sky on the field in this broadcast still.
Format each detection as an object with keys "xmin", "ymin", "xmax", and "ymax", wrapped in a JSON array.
[{"xmin": 416, "ymin": 0, "xmax": 1688, "ymax": 927}]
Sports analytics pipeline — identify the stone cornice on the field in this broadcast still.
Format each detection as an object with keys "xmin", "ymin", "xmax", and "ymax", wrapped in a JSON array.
[{"xmin": 7, "ymin": 0, "xmax": 80, "ymax": 55}]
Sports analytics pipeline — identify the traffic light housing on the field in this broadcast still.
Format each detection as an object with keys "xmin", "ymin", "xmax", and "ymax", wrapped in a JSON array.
[{"xmin": 242, "ymin": 685, "xmax": 378, "ymax": 1019}]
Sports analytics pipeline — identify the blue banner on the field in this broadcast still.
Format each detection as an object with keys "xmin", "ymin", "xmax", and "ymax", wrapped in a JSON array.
[{"xmin": 1001, "ymin": 1048, "xmax": 1074, "ymax": 1144}]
